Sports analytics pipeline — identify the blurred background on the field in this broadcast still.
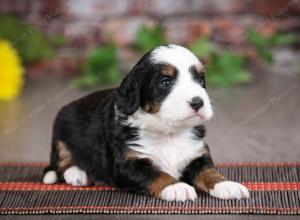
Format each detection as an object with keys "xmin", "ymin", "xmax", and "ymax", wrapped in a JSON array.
[{"xmin": 0, "ymin": 0, "xmax": 299, "ymax": 163}]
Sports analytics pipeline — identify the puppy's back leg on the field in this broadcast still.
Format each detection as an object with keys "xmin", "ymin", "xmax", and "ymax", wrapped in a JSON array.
[
  {"xmin": 43, "ymin": 140, "xmax": 59, "ymax": 184},
  {"xmin": 43, "ymin": 139, "xmax": 90, "ymax": 186}
]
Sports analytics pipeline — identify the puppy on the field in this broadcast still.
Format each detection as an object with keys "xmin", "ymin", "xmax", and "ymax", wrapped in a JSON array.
[{"xmin": 43, "ymin": 45, "xmax": 249, "ymax": 202}]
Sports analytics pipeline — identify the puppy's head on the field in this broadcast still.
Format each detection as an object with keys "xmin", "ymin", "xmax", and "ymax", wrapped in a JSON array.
[{"xmin": 116, "ymin": 44, "xmax": 213, "ymax": 130}]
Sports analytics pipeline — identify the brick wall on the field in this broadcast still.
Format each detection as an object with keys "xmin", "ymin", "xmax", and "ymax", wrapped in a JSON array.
[
  {"xmin": 1, "ymin": 0, "xmax": 299, "ymax": 48},
  {"xmin": 0, "ymin": 0, "xmax": 299, "ymax": 76}
]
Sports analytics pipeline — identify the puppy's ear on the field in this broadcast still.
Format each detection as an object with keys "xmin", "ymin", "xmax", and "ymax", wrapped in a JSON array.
[
  {"xmin": 115, "ymin": 70, "xmax": 141, "ymax": 115},
  {"xmin": 116, "ymin": 49, "xmax": 153, "ymax": 115}
]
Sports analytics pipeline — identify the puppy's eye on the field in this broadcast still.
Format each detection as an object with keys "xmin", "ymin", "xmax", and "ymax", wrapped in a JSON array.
[
  {"xmin": 160, "ymin": 77, "xmax": 171, "ymax": 86},
  {"xmin": 198, "ymin": 77, "xmax": 204, "ymax": 85},
  {"xmin": 194, "ymin": 72, "xmax": 205, "ymax": 88},
  {"xmin": 195, "ymin": 75, "xmax": 203, "ymax": 82}
]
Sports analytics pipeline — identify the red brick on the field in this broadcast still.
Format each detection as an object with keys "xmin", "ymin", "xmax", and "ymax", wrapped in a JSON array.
[
  {"xmin": 128, "ymin": 0, "xmax": 190, "ymax": 16},
  {"xmin": 274, "ymin": 18, "xmax": 300, "ymax": 31},
  {"xmin": 258, "ymin": 21, "xmax": 277, "ymax": 37},
  {"xmin": 150, "ymin": 0, "xmax": 190, "ymax": 16},
  {"xmin": 47, "ymin": 49, "xmax": 84, "ymax": 76},
  {"xmin": 165, "ymin": 17, "xmax": 245, "ymax": 45},
  {"xmin": 213, "ymin": 19, "xmax": 245, "ymax": 44},
  {"xmin": 27, "ymin": 48, "xmax": 85, "ymax": 77},
  {"xmin": 65, "ymin": 0, "xmax": 130, "ymax": 18},
  {"xmin": 188, "ymin": 20, "xmax": 212, "ymax": 40},
  {"xmin": 101, "ymin": 16, "xmax": 156, "ymax": 46},
  {"xmin": 253, "ymin": 0, "xmax": 295, "ymax": 16},
  {"xmin": 63, "ymin": 20, "xmax": 105, "ymax": 47},
  {"xmin": 163, "ymin": 18, "xmax": 190, "ymax": 44},
  {"xmin": 234, "ymin": 45, "xmax": 259, "ymax": 60},
  {"xmin": 190, "ymin": 0, "xmax": 248, "ymax": 15},
  {"xmin": 127, "ymin": 0, "xmax": 153, "ymax": 15},
  {"xmin": 256, "ymin": 18, "xmax": 299, "ymax": 36},
  {"xmin": 0, "ymin": 0, "xmax": 31, "ymax": 15},
  {"xmin": 292, "ymin": 0, "xmax": 300, "ymax": 14},
  {"xmin": 41, "ymin": 0, "xmax": 63, "ymax": 17}
]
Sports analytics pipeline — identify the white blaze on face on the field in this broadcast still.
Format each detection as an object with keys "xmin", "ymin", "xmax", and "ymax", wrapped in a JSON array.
[{"xmin": 150, "ymin": 45, "xmax": 213, "ymax": 128}]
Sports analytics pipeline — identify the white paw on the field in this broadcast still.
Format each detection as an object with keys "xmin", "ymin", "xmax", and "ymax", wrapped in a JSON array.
[
  {"xmin": 63, "ymin": 166, "xmax": 88, "ymax": 186},
  {"xmin": 209, "ymin": 181, "xmax": 250, "ymax": 200},
  {"xmin": 160, "ymin": 182, "xmax": 197, "ymax": 202},
  {"xmin": 43, "ymin": 171, "xmax": 58, "ymax": 184}
]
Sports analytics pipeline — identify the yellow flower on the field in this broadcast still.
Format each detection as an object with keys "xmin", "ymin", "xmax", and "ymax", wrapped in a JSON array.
[{"xmin": 0, "ymin": 39, "xmax": 24, "ymax": 101}]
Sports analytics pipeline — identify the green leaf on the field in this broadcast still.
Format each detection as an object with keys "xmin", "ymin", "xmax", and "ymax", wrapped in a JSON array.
[
  {"xmin": 247, "ymin": 27, "xmax": 295, "ymax": 64},
  {"xmin": 270, "ymin": 33, "xmax": 295, "ymax": 45},
  {"xmin": 135, "ymin": 25, "xmax": 166, "ymax": 53},
  {"xmin": 233, "ymin": 70, "xmax": 252, "ymax": 83},
  {"xmin": 247, "ymin": 27, "xmax": 268, "ymax": 47},
  {"xmin": 0, "ymin": 15, "xmax": 54, "ymax": 64},
  {"xmin": 188, "ymin": 37, "xmax": 214, "ymax": 59},
  {"xmin": 205, "ymin": 51, "xmax": 252, "ymax": 87},
  {"xmin": 50, "ymin": 35, "xmax": 66, "ymax": 47},
  {"xmin": 73, "ymin": 43, "xmax": 121, "ymax": 89},
  {"xmin": 257, "ymin": 47, "xmax": 273, "ymax": 63}
]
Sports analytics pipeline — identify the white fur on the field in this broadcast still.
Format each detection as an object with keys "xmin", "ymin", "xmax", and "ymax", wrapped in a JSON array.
[
  {"xmin": 151, "ymin": 44, "xmax": 200, "ymax": 70},
  {"xmin": 160, "ymin": 182, "xmax": 197, "ymax": 202},
  {"xmin": 64, "ymin": 166, "xmax": 88, "ymax": 186},
  {"xmin": 209, "ymin": 181, "xmax": 250, "ymax": 200},
  {"xmin": 128, "ymin": 128, "xmax": 206, "ymax": 179},
  {"xmin": 43, "ymin": 171, "xmax": 58, "ymax": 184}
]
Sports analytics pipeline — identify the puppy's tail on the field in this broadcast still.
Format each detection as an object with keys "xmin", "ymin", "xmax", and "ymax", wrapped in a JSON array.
[{"xmin": 43, "ymin": 165, "xmax": 58, "ymax": 184}]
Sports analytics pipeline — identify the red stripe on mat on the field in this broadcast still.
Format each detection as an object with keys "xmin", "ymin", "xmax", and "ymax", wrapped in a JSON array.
[
  {"xmin": 0, "ymin": 162, "xmax": 299, "ymax": 167},
  {"xmin": 243, "ymin": 182, "xmax": 300, "ymax": 191},
  {"xmin": 0, "ymin": 206, "xmax": 299, "ymax": 212},
  {"xmin": 0, "ymin": 182, "xmax": 115, "ymax": 191},
  {"xmin": 1, "ymin": 182, "xmax": 300, "ymax": 191}
]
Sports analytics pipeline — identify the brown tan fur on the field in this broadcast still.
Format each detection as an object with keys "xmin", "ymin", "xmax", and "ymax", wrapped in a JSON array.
[
  {"xmin": 202, "ymin": 143, "xmax": 210, "ymax": 155},
  {"xmin": 194, "ymin": 143, "xmax": 225, "ymax": 192},
  {"xmin": 194, "ymin": 63, "xmax": 204, "ymax": 74},
  {"xmin": 124, "ymin": 148, "xmax": 143, "ymax": 160},
  {"xmin": 56, "ymin": 140, "xmax": 73, "ymax": 173},
  {"xmin": 148, "ymin": 171, "xmax": 177, "ymax": 197},
  {"xmin": 143, "ymin": 102, "xmax": 160, "ymax": 113},
  {"xmin": 125, "ymin": 149, "xmax": 177, "ymax": 197},
  {"xmin": 195, "ymin": 168, "xmax": 225, "ymax": 192},
  {"xmin": 161, "ymin": 64, "xmax": 175, "ymax": 77}
]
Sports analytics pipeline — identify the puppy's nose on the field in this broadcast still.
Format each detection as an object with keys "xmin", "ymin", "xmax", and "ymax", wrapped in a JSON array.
[{"xmin": 189, "ymin": 96, "xmax": 204, "ymax": 111}]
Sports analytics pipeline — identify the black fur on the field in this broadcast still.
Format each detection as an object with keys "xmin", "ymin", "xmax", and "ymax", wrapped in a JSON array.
[
  {"xmin": 190, "ymin": 65, "xmax": 206, "ymax": 88},
  {"xmin": 180, "ymin": 153, "xmax": 215, "ymax": 187},
  {"xmin": 140, "ymin": 63, "xmax": 178, "ymax": 111},
  {"xmin": 192, "ymin": 125, "xmax": 206, "ymax": 140}
]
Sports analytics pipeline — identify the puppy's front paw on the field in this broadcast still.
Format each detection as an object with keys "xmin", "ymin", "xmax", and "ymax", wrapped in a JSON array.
[
  {"xmin": 64, "ymin": 166, "xmax": 88, "ymax": 186},
  {"xmin": 160, "ymin": 182, "xmax": 197, "ymax": 202},
  {"xmin": 209, "ymin": 181, "xmax": 249, "ymax": 200}
]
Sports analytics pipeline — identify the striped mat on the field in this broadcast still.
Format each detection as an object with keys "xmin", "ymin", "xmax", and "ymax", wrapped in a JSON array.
[{"xmin": 0, "ymin": 162, "xmax": 299, "ymax": 215}]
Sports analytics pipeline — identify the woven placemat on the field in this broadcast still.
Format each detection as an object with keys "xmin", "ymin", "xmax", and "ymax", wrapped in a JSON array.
[{"xmin": 0, "ymin": 162, "xmax": 299, "ymax": 215}]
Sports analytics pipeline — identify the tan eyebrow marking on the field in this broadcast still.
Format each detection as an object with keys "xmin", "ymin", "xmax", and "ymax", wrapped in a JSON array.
[
  {"xmin": 161, "ymin": 64, "xmax": 175, "ymax": 77},
  {"xmin": 194, "ymin": 63, "xmax": 204, "ymax": 74}
]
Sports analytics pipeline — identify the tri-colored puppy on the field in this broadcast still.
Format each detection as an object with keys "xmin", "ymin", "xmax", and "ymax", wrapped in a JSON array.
[{"xmin": 43, "ymin": 45, "xmax": 249, "ymax": 202}]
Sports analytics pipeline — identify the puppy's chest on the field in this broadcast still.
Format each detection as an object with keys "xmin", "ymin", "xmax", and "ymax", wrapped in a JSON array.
[{"xmin": 129, "ymin": 130, "xmax": 205, "ymax": 179}]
